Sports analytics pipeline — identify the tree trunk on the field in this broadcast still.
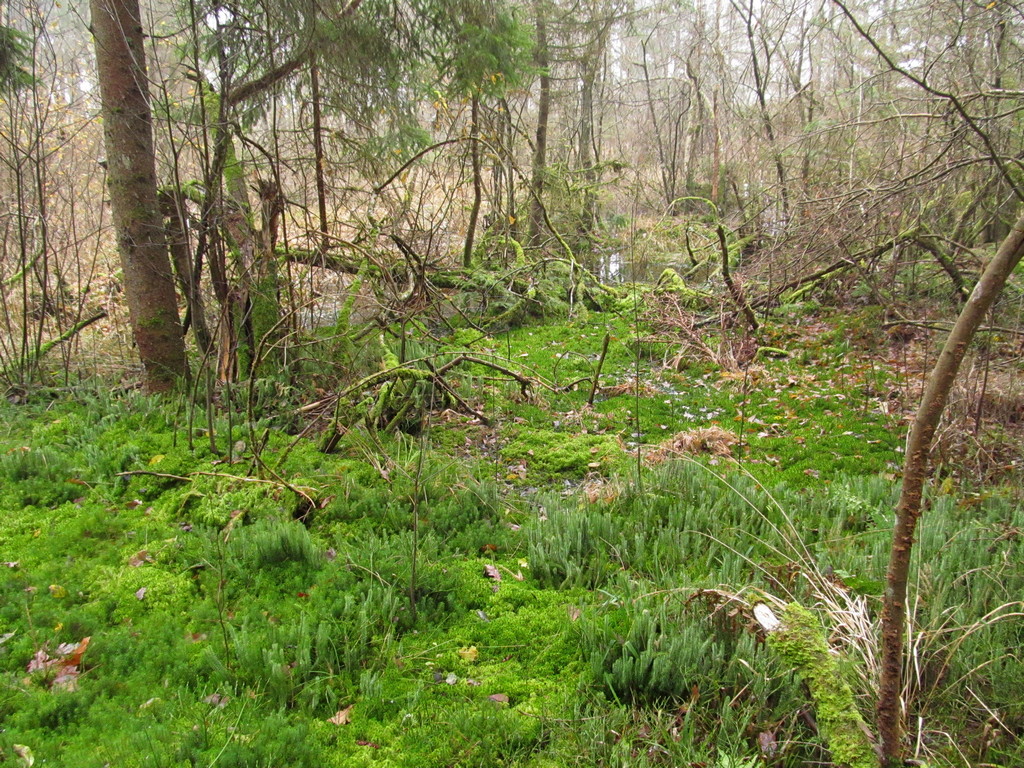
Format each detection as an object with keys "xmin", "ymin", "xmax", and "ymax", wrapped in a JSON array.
[
  {"xmin": 877, "ymin": 209, "xmax": 1024, "ymax": 765},
  {"xmin": 528, "ymin": 0, "xmax": 550, "ymax": 247},
  {"xmin": 464, "ymin": 94, "xmax": 482, "ymax": 268},
  {"xmin": 91, "ymin": 0, "xmax": 188, "ymax": 391},
  {"xmin": 711, "ymin": 90, "xmax": 721, "ymax": 206},
  {"xmin": 310, "ymin": 63, "xmax": 329, "ymax": 253},
  {"xmin": 161, "ymin": 190, "xmax": 213, "ymax": 354},
  {"xmin": 732, "ymin": 0, "xmax": 788, "ymax": 219},
  {"xmin": 640, "ymin": 38, "xmax": 676, "ymax": 211}
]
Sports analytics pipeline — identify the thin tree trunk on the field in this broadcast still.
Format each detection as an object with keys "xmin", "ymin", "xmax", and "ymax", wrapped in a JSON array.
[
  {"xmin": 732, "ymin": 0, "xmax": 789, "ymax": 219},
  {"xmin": 711, "ymin": 90, "xmax": 721, "ymax": 206},
  {"xmin": 640, "ymin": 38, "xmax": 675, "ymax": 211},
  {"xmin": 161, "ymin": 190, "xmax": 213, "ymax": 354},
  {"xmin": 912, "ymin": 236, "xmax": 969, "ymax": 305},
  {"xmin": 877, "ymin": 209, "xmax": 1024, "ymax": 765},
  {"xmin": 91, "ymin": 0, "xmax": 188, "ymax": 391},
  {"xmin": 717, "ymin": 224, "xmax": 758, "ymax": 333},
  {"xmin": 464, "ymin": 94, "xmax": 482, "ymax": 268},
  {"xmin": 310, "ymin": 63, "xmax": 329, "ymax": 253},
  {"xmin": 529, "ymin": 0, "xmax": 550, "ymax": 247}
]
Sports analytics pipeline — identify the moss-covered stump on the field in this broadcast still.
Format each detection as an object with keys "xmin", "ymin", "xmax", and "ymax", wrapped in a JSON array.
[{"xmin": 756, "ymin": 602, "xmax": 880, "ymax": 768}]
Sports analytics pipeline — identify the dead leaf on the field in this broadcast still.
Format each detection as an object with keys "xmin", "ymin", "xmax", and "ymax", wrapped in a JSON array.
[
  {"xmin": 488, "ymin": 693, "xmax": 509, "ymax": 704},
  {"xmin": 61, "ymin": 637, "xmax": 90, "ymax": 669},
  {"xmin": 355, "ymin": 740, "xmax": 379, "ymax": 748},
  {"xmin": 52, "ymin": 668, "xmax": 81, "ymax": 692},
  {"xmin": 27, "ymin": 649, "xmax": 50, "ymax": 674},
  {"xmin": 328, "ymin": 705, "xmax": 353, "ymax": 725},
  {"xmin": 12, "ymin": 744, "xmax": 33, "ymax": 767},
  {"xmin": 126, "ymin": 499, "xmax": 143, "ymax": 509},
  {"xmin": 26, "ymin": 637, "xmax": 90, "ymax": 691},
  {"xmin": 483, "ymin": 564, "xmax": 501, "ymax": 582},
  {"xmin": 48, "ymin": 584, "xmax": 67, "ymax": 599},
  {"xmin": 203, "ymin": 693, "xmax": 230, "ymax": 708},
  {"xmin": 758, "ymin": 730, "xmax": 778, "ymax": 757},
  {"xmin": 458, "ymin": 646, "xmax": 479, "ymax": 662},
  {"xmin": 128, "ymin": 550, "xmax": 150, "ymax": 567},
  {"xmin": 135, "ymin": 587, "xmax": 147, "ymax": 600}
]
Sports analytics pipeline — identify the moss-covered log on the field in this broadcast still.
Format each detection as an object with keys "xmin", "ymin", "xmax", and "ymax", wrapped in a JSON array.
[{"xmin": 756, "ymin": 602, "xmax": 880, "ymax": 768}]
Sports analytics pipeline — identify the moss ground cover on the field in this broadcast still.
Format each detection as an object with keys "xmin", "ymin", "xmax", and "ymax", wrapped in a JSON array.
[{"xmin": 0, "ymin": 310, "xmax": 1021, "ymax": 766}]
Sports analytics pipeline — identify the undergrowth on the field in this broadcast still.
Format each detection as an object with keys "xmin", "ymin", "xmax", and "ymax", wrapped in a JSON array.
[{"xmin": 0, "ymin": 310, "xmax": 1021, "ymax": 767}]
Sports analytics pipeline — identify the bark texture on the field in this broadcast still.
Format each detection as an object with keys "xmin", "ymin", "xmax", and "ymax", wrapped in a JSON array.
[
  {"xmin": 877, "ymin": 211, "xmax": 1024, "ymax": 765},
  {"xmin": 91, "ymin": 0, "xmax": 187, "ymax": 390}
]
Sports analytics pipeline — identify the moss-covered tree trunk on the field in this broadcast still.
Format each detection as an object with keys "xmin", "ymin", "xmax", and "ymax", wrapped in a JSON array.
[
  {"xmin": 91, "ymin": 0, "xmax": 188, "ymax": 391},
  {"xmin": 204, "ymin": 77, "xmax": 282, "ymax": 380}
]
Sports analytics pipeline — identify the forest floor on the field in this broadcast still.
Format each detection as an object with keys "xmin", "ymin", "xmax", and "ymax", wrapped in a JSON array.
[{"xmin": 1, "ymin": 302, "xmax": 1022, "ymax": 767}]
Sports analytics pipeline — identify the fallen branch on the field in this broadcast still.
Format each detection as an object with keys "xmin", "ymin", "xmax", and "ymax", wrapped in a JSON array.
[
  {"xmin": 117, "ymin": 469, "xmax": 317, "ymax": 507},
  {"xmin": 587, "ymin": 332, "xmax": 611, "ymax": 407},
  {"xmin": 717, "ymin": 224, "xmax": 759, "ymax": 332},
  {"xmin": 757, "ymin": 237, "xmax": 905, "ymax": 308},
  {"xmin": 1, "ymin": 312, "xmax": 107, "ymax": 382},
  {"xmin": 881, "ymin": 320, "xmax": 1024, "ymax": 337}
]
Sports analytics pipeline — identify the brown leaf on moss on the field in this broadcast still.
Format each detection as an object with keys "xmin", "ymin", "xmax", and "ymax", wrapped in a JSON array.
[
  {"xmin": 27, "ymin": 637, "xmax": 90, "ymax": 691},
  {"xmin": 203, "ymin": 693, "xmax": 229, "ymax": 708},
  {"xmin": 328, "ymin": 705, "xmax": 353, "ymax": 725},
  {"xmin": 128, "ymin": 550, "xmax": 151, "ymax": 567}
]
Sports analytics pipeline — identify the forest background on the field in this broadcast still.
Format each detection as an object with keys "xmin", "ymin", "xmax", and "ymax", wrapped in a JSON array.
[{"xmin": 1, "ymin": 0, "xmax": 1024, "ymax": 766}]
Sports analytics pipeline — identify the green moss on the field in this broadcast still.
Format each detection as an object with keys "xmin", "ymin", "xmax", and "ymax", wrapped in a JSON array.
[
  {"xmin": 652, "ymin": 268, "xmax": 708, "ymax": 308},
  {"xmin": 501, "ymin": 428, "xmax": 621, "ymax": 480},
  {"xmin": 91, "ymin": 565, "xmax": 196, "ymax": 622}
]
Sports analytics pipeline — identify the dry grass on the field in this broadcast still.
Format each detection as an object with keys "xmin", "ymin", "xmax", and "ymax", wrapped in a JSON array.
[{"xmin": 644, "ymin": 426, "xmax": 740, "ymax": 464}]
